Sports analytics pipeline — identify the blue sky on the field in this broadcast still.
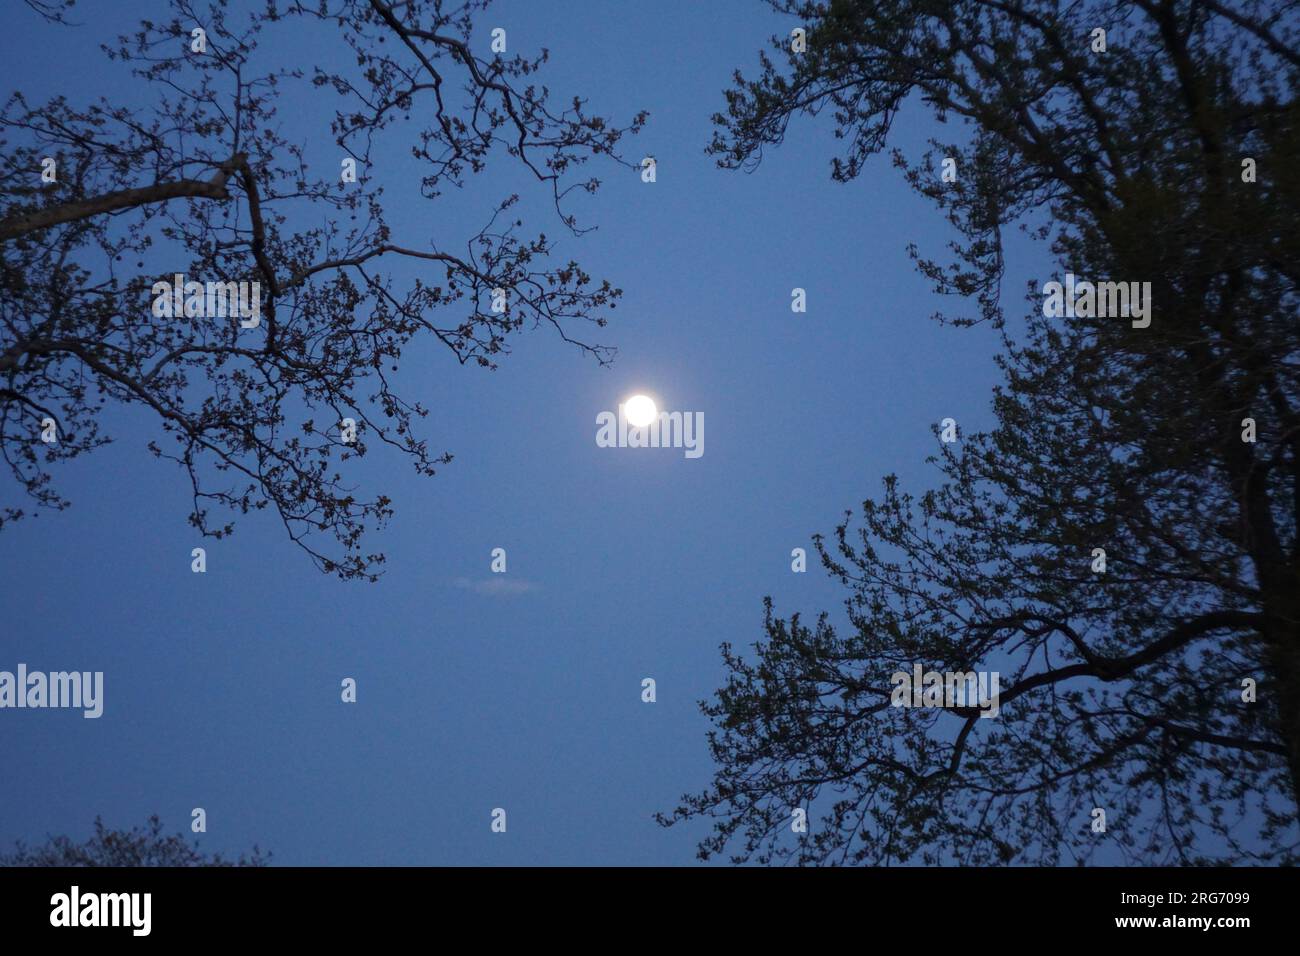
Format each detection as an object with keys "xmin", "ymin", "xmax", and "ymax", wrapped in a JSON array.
[{"xmin": 0, "ymin": 0, "xmax": 1040, "ymax": 864}]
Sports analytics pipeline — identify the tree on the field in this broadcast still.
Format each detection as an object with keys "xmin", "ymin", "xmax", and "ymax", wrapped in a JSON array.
[
  {"xmin": 0, "ymin": 814, "xmax": 268, "ymax": 866},
  {"xmin": 1, "ymin": 0, "xmax": 645, "ymax": 579},
  {"xmin": 660, "ymin": 0, "xmax": 1300, "ymax": 864}
]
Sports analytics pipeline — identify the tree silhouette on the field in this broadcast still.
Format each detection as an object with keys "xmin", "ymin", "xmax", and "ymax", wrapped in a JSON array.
[
  {"xmin": 660, "ymin": 0, "xmax": 1299, "ymax": 864},
  {"xmin": 0, "ymin": 815, "xmax": 268, "ymax": 866},
  {"xmin": 1, "ymin": 0, "xmax": 644, "ymax": 579}
]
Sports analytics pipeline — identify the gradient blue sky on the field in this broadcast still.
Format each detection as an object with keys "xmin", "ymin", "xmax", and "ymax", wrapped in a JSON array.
[{"xmin": 0, "ymin": 0, "xmax": 1048, "ymax": 864}]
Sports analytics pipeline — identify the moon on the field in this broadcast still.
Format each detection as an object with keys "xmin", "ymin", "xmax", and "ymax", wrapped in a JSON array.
[{"xmin": 624, "ymin": 394, "xmax": 657, "ymax": 428}]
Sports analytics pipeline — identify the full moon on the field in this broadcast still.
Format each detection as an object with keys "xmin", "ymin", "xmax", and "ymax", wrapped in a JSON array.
[{"xmin": 624, "ymin": 394, "xmax": 657, "ymax": 427}]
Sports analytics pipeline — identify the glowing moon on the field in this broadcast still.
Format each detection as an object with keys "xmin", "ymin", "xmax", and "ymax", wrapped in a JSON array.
[{"xmin": 624, "ymin": 394, "xmax": 657, "ymax": 428}]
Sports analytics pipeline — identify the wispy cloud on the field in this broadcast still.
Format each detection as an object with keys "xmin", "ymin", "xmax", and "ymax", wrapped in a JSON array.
[{"xmin": 452, "ymin": 577, "xmax": 540, "ymax": 596}]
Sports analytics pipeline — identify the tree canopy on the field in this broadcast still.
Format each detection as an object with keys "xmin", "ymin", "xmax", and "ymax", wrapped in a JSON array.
[
  {"xmin": 1, "ymin": 0, "xmax": 644, "ymax": 579},
  {"xmin": 661, "ymin": 0, "xmax": 1300, "ymax": 865},
  {"xmin": 0, "ymin": 814, "xmax": 268, "ymax": 866}
]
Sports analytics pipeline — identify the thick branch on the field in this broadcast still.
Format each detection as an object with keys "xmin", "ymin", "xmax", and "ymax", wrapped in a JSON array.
[{"xmin": 0, "ymin": 154, "xmax": 245, "ymax": 242}]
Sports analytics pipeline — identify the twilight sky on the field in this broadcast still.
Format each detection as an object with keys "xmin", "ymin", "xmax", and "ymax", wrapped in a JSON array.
[{"xmin": 0, "ymin": 0, "xmax": 1048, "ymax": 864}]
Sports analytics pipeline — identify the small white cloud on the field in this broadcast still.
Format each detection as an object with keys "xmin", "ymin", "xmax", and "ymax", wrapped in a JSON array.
[{"xmin": 452, "ymin": 577, "xmax": 540, "ymax": 596}]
